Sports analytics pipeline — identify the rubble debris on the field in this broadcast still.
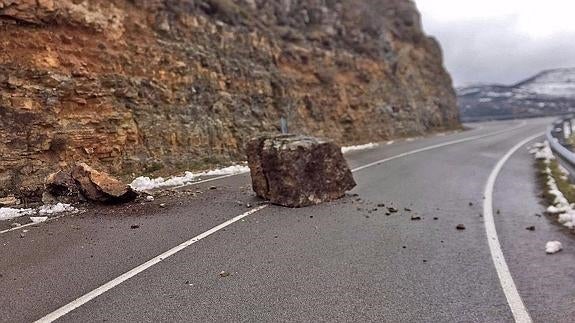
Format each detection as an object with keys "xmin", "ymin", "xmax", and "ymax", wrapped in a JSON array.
[
  {"xmin": 219, "ymin": 271, "xmax": 231, "ymax": 277},
  {"xmin": 0, "ymin": 196, "xmax": 20, "ymax": 207},
  {"xmin": 71, "ymin": 163, "xmax": 138, "ymax": 203},
  {"xmin": 45, "ymin": 170, "xmax": 78, "ymax": 200}
]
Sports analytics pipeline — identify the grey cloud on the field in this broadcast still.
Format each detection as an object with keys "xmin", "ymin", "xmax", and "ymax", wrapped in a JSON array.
[{"xmin": 422, "ymin": 17, "xmax": 575, "ymax": 86}]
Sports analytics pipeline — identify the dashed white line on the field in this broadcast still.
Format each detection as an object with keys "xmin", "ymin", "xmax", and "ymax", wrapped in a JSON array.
[
  {"xmin": 173, "ymin": 172, "xmax": 247, "ymax": 189},
  {"xmin": 482, "ymin": 132, "xmax": 543, "ymax": 323}
]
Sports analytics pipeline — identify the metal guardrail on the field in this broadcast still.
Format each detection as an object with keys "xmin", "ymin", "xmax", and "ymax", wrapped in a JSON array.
[{"xmin": 547, "ymin": 118, "xmax": 575, "ymax": 177}]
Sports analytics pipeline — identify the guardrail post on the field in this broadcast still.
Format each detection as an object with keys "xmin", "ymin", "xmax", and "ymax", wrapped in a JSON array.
[{"xmin": 547, "ymin": 119, "xmax": 575, "ymax": 181}]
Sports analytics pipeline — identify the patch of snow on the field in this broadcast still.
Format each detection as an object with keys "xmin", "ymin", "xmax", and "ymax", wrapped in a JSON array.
[
  {"xmin": 0, "ymin": 207, "xmax": 35, "ymax": 221},
  {"xmin": 545, "ymin": 241, "xmax": 563, "ymax": 254},
  {"xmin": 130, "ymin": 164, "xmax": 250, "ymax": 192},
  {"xmin": 532, "ymin": 141, "xmax": 575, "ymax": 229},
  {"xmin": 30, "ymin": 216, "xmax": 48, "ymax": 224},
  {"xmin": 518, "ymin": 68, "xmax": 575, "ymax": 98},
  {"xmin": 341, "ymin": 143, "xmax": 378, "ymax": 154},
  {"xmin": 532, "ymin": 141, "xmax": 555, "ymax": 160},
  {"xmin": 0, "ymin": 203, "xmax": 78, "ymax": 222},
  {"xmin": 558, "ymin": 211, "xmax": 575, "ymax": 229},
  {"xmin": 38, "ymin": 203, "xmax": 78, "ymax": 215}
]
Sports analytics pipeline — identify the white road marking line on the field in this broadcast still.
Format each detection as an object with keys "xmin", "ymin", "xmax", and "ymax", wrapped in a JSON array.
[
  {"xmin": 173, "ymin": 172, "xmax": 248, "ymax": 190},
  {"xmin": 34, "ymin": 205, "xmax": 268, "ymax": 323},
  {"xmin": 33, "ymin": 120, "xmax": 528, "ymax": 321},
  {"xmin": 483, "ymin": 132, "xmax": 543, "ymax": 323},
  {"xmin": 351, "ymin": 121, "xmax": 526, "ymax": 173},
  {"xmin": 0, "ymin": 215, "xmax": 65, "ymax": 234}
]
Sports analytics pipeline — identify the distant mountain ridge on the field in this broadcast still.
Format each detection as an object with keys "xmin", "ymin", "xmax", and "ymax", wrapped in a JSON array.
[{"xmin": 458, "ymin": 68, "xmax": 575, "ymax": 121}]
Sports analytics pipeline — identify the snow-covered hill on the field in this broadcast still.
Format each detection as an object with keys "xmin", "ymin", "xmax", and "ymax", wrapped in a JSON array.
[
  {"xmin": 516, "ymin": 68, "xmax": 575, "ymax": 98},
  {"xmin": 458, "ymin": 68, "xmax": 575, "ymax": 121}
]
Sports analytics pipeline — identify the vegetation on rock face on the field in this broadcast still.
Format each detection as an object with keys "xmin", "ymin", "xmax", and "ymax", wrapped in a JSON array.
[{"xmin": 0, "ymin": 0, "xmax": 459, "ymax": 198}]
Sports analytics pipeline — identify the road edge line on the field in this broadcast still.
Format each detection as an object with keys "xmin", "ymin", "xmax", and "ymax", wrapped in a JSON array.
[{"xmin": 482, "ymin": 132, "xmax": 543, "ymax": 323}]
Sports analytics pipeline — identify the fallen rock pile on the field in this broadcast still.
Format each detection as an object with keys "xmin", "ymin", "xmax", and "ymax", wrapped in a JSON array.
[{"xmin": 45, "ymin": 163, "xmax": 138, "ymax": 204}]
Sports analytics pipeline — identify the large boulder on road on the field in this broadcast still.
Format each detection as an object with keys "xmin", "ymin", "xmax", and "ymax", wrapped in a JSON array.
[
  {"xmin": 70, "ymin": 163, "xmax": 138, "ymax": 203},
  {"xmin": 246, "ymin": 134, "xmax": 356, "ymax": 207}
]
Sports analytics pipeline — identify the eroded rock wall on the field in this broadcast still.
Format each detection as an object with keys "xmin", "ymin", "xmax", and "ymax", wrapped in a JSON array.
[{"xmin": 0, "ymin": 0, "xmax": 459, "ymax": 197}]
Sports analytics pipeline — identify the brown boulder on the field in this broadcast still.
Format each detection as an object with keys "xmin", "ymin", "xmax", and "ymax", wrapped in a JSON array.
[
  {"xmin": 246, "ymin": 134, "xmax": 356, "ymax": 207},
  {"xmin": 45, "ymin": 170, "xmax": 78, "ymax": 197},
  {"xmin": 70, "ymin": 163, "xmax": 138, "ymax": 203},
  {"xmin": 0, "ymin": 195, "xmax": 20, "ymax": 206}
]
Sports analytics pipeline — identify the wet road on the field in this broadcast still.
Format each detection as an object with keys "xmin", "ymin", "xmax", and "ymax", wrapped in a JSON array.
[{"xmin": 1, "ymin": 118, "xmax": 574, "ymax": 322}]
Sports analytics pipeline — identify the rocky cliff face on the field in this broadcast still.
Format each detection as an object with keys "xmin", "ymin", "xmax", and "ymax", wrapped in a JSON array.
[{"xmin": 0, "ymin": 0, "xmax": 459, "ymax": 197}]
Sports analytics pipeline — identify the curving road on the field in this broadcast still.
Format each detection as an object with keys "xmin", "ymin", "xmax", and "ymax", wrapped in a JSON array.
[{"xmin": 1, "ymin": 118, "xmax": 574, "ymax": 322}]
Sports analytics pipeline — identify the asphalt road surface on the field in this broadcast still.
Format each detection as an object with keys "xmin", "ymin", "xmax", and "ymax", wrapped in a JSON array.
[{"xmin": 1, "ymin": 118, "xmax": 574, "ymax": 322}]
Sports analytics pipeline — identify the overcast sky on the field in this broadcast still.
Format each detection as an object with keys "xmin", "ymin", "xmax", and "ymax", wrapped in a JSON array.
[{"xmin": 415, "ymin": 0, "xmax": 575, "ymax": 86}]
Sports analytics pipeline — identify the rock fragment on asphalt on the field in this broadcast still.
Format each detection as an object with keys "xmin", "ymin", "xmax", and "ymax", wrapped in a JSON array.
[
  {"xmin": 526, "ymin": 226, "xmax": 535, "ymax": 231},
  {"xmin": 71, "ymin": 163, "xmax": 138, "ymax": 203},
  {"xmin": 545, "ymin": 241, "xmax": 563, "ymax": 254},
  {"xmin": 456, "ymin": 224, "xmax": 466, "ymax": 230},
  {"xmin": 387, "ymin": 207, "xmax": 398, "ymax": 213},
  {"xmin": 410, "ymin": 216, "xmax": 421, "ymax": 221},
  {"xmin": 219, "ymin": 271, "xmax": 231, "ymax": 277}
]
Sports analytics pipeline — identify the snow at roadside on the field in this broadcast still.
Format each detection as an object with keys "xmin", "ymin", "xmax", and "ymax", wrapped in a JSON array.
[
  {"xmin": 341, "ymin": 143, "xmax": 379, "ymax": 154},
  {"xmin": 0, "ymin": 203, "xmax": 78, "ymax": 222},
  {"xmin": 39, "ymin": 203, "xmax": 78, "ymax": 215},
  {"xmin": 0, "ymin": 207, "xmax": 35, "ymax": 221},
  {"xmin": 130, "ymin": 164, "xmax": 250, "ymax": 192},
  {"xmin": 530, "ymin": 141, "xmax": 575, "ymax": 229}
]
